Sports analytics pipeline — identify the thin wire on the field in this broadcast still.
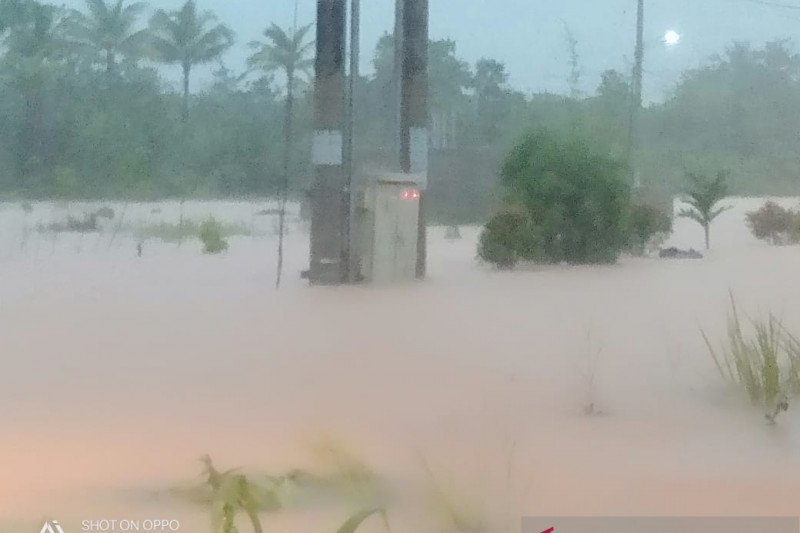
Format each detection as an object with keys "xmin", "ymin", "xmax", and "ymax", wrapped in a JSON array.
[{"xmin": 736, "ymin": 0, "xmax": 800, "ymax": 10}]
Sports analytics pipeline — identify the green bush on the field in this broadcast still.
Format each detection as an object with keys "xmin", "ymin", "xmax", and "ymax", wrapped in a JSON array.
[
  {"xmin": 746, "ymin": 201, "xmax": 800, "ymax": 245},
  {"xmin": 628, "ymin": 202, "xmax": 673, "ymax": 256},
  {"xmin": 494, "ymin": 128, "xmax": 631, "ymax": 264},
  {"xmin": 199, "ymin": 217, "xmax": 229, "ymax": 254},
  {"xmin": 477, "ymin": 210, "xmax": 542, "ymax": 269}
]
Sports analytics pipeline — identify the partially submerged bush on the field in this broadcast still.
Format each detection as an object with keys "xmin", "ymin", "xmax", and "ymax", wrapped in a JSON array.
[
  {"xmin": 703, "ymin": 298, "xmax": 800, "ymax": 422},
  {"xmin": 478, "ymin": 211, "xmax": 542, "ymax": 269},
  {"xmin": 94, "ymin": 206, "xmax": 115, "ymax": 220},
  {"xmin": 41, "ymin": 213, "xmax": 99, "ymax": 233},
  {"xmin": 492, "ymin": 128, "xmax": 631, "ymax": 265},
  {"xmin": 39, "ymin": 207, "xmax": 117, "ymax": 234},
  {"xmin": 627, "ymin": 202, "xmax": 672, "ymax": 256},
  {"xmin": 746, "ymin": 201, "xmax": 800, "ymax": 245},
  {"xmin": 138, "ymin": 219, "xmax": 251, "ymax": 244},
  {"xmin": 200, "ymin": 217, "xmax": 229, "ymax": 254}
]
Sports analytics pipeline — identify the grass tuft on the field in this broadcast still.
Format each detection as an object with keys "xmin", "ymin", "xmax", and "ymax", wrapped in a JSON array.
[{"xmin": 703, "ymin": 296, "xmax": 800, "ymax": 422}]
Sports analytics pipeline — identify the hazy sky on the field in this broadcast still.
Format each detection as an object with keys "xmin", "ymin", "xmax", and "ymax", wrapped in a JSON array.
[{"xmin": 59, "ymin": 0, "xmax": 800, "ymax": 101}]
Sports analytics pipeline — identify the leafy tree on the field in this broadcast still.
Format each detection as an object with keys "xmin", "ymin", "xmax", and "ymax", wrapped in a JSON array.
[
  {"xmin": 0, "ymin": 0, "xmax": 28, "ymax": 35},
  {"xmin": 369, "ymin": 35, "xmax": 472, "ymax": 149},
  {"xmin": 427, "ymin": 39, "xmax": 471, "ymax": 148},
  {"xmin": 746, "ymin": 201, "xmax": 799, "ymax": 245},
  {"xmin": 1, "ymin": 1, "xmax": 72, "ymax": 183},
  {"xmin": 497, "ymin": 128, "xmax": 631, "ymax": 264},
  {"xmin": 67, "ymin": 0, "xmax": 149, "ymax": 76},
  {"xmin": 473, "ymin": 58, "xmax": 508, "ymax": 143},
  {"xmin": 148, "ymin": 0, "xmax": 234, "ymax": 120},
  {"xmin": 248, "ymin": 22, "xmax": 313, "ymax": 289},
  {"xmin": 679, "ymin": 170, "xmax": 731, "ymax": 249}
]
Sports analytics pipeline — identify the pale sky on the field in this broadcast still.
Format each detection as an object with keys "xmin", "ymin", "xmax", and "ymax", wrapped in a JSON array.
[{"xmin": 58, "ymin": 0, "xmax": 800, "ymax": 101}]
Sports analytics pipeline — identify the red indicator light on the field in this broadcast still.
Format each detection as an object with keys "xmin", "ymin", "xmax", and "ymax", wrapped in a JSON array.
[{"xmin": 402, "ymin": 188, "xmax": 421, "ymax": 200}]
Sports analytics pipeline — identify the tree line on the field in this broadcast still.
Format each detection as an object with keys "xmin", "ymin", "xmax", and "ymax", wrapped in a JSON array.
[{"xmin": 1, "ymin": 0, "xmax": 799, "ymax": 221}]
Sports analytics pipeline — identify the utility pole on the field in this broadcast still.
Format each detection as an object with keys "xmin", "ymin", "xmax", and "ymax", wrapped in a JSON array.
[
  {"xmin": 309, "ymin": 0, "xmax": 347, "ymax": 284},
  {"xmin": 398, "ymin": 0, "xmax": 429, "ymax": 279},
  {"xmin": 344, "ymin": 0, "xmax": 360, "ymax": 282},
  {"xmin": 393, "ymin": 0, "xmax": 404, "ymax": 159},
  {"xmin": 628, "ymin": 0, "xmax": 644, "ymax": 181}
]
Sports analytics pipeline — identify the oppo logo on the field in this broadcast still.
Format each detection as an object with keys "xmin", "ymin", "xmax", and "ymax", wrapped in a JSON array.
[{"xmin": 40, "ymin": 521, "xmax": 65, "ymax": 533}]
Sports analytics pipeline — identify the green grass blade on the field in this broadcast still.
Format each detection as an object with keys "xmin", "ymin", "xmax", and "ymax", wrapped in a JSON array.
[{"xmin": 334, "ymin": 508, "xmax": 389, "ymax": 533}]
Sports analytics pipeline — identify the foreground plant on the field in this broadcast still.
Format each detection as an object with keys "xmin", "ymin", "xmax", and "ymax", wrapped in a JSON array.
[
  {"xmin": 181, "ymin": 445, "xmax": 392, "ymax": 533},
  {"xmin": 703, "ymin": 298, "xmax": 800, "ymax": 423},
  {"xmin": 420, "ymin": 456, "xmax": 489, "ymax": 533},
  {"xmin": 334, "ymin": 508, "xmax": 389, "ymax": 533}
]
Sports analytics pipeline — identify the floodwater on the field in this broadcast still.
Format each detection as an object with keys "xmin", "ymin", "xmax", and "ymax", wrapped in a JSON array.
[{"xmin": 1, "ymin": 198, "xmax": 799, "ymax": 533}]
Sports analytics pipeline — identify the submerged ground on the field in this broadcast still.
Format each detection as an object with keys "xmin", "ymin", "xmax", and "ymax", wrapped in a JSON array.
[{"xmin": 1, "ymin": 198, "xmax": 799, "ymax": 532}]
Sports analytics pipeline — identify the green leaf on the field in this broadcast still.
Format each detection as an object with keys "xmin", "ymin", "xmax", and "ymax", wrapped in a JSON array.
[{"xmin": 335, "ymin": 508, "xmax": 389, "ymax": 533}]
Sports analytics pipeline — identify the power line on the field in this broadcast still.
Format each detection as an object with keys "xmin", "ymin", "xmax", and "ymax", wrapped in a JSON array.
[{"xmin": 737, "ymin": 0, "xmax": 800, "ymax": 10}]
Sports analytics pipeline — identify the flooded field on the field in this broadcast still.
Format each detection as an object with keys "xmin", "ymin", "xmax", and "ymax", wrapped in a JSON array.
[{"xmin": 2, "ymin": 198, "xmax": 800, "ymax": 533}]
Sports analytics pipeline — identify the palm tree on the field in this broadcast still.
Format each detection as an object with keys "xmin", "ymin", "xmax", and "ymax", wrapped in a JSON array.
[
  {"xmin": 248, "ymin": 22, "xmax": 313, "ymax": 289},
  {"xmin": 679, "ymin": 170, "xmax": 731, "ymax": 250},
  {"xmin": 2, "ymin": 1, "xmax": 71, "ymax": 182},
  {"xmin": 68, "ymin": 0, "xmax": 149, "ymax": 76},
  {"xmin": 148, "ymin": 0, "xmax": 234, "ymax": 120}
]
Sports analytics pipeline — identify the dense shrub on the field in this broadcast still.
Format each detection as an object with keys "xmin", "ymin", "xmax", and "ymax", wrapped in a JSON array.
[
  {"xmin": 628, "ymin": 202, "xmax": 673, "ymax": 256},
  {"xmin": 494, "ymin": 128, "xmax": 631, "ymax": 264},
  {"xmin": 746, "ymin": 201, "xmax": 800, "ymax": 245},
  {"xmin": 478, "ymin": 210, "xmax": 542, "ymax": 269},
  {"xmin": 199, "ymin": 217, "xmax": 229, "ymax": 254}
]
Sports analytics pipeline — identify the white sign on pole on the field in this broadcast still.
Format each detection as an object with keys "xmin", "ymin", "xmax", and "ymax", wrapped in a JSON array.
[{"xmin": 312, "ymin": 130, "xmax": 343, "ymax": 166}]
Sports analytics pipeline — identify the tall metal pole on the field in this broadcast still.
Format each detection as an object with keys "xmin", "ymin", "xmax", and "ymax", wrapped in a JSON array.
[
  {"xmin": 628, "ymin": 0, "xmax": 644, "ymax": 183},
  {"xmin": 309, "ymin": 0, "xmax": 347, "ymax": 285},
  {"xmin": 399, "ymin": 0, "xmax": 429, "ymax": 279},
  {"xmin": 344, "ymin": 0, "xmax": 360, "ymax": 282}
]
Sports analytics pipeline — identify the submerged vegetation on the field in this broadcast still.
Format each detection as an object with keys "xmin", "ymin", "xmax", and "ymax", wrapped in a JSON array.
[
  {"xmin": 703, "ymin": 298, "xmax": 800, "ymax": 422},
  {"xmin": 746, "ymin": 201, "xmax": 800, "ymax": 245},
  {"xmin": 678, "ymin": 171, "xmax": 731, "ymax": 250},
  {"xmin": 478, "ymin": 128, "xmax": 674, "ymax": 268},
  {"xmin": 199, "ymin": 217, "xmax": 229, "ymax": 254},
  {"xmin": 627, "ymin": 202, "xmax": 673, "ymax": 257},
  {"xmin": 179, "ymin": 443, "xmax": 391, "ymax": 533}
]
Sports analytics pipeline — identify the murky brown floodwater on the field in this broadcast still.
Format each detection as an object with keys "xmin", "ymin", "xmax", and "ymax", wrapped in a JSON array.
[{"xmin": 2, "ymin": 199, "xmax": 799, "ymax": 533}]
